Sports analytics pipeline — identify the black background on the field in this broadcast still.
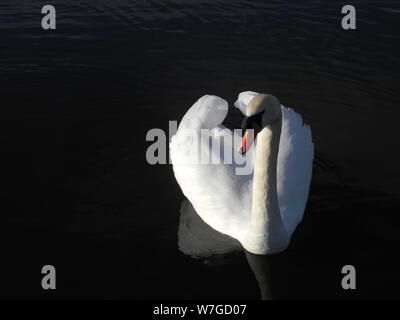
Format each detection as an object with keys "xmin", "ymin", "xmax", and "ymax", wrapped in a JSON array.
[{"xmin": 1, "ymin": 0, "xmax": 399, "ymax": 299}]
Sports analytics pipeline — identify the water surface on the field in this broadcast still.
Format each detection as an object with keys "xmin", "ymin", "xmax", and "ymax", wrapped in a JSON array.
[{"xmin": 1, "ymin": 0, "xmax": 399, "ymax": 299}]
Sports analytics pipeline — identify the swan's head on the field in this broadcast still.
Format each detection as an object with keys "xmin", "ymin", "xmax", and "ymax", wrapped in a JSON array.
[{"xmin": 237, "ymin": 93, "xmax": 281, "ymax": 154}]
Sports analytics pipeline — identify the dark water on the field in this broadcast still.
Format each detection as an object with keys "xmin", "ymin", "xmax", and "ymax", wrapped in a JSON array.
[{"xmin": 1, "ymin": 0, "xmax": 400, "ymax": 299}]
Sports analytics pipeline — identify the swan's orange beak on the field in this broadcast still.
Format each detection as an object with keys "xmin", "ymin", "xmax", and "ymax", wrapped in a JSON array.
[
  {"xmin": 238, "ymin": 131, "xmax": 249, "ymax": 155},
  {"xmin": 237, "ymin": 127, "xmax": 260, "ymax": 155}
]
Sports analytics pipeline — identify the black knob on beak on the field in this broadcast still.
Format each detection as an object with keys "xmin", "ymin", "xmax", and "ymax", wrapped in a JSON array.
[{"xmin": 241, "ymin": 116, "xmax": 249, "ymax": 136}]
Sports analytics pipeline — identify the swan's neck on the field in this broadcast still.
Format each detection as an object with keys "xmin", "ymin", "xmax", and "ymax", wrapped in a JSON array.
[{"xmin": 244, "ymin": 118, "xmax": 290, "ymax": 254}]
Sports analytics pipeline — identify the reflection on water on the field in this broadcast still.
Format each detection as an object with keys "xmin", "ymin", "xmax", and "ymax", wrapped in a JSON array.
[
  {"xmin": 178, "ymin": 188, "xmax": 400, "ymax": 300},
  {"xmin": 245, "ymin": 252, "xmax": 273, "ymax": 300},
  {"xmin": 178, "ymin": 200, "xmax": 241, "ymax": 263},
  {"xmin": 1, "ymin": 0, "xmax": 400, "ymax": 298},
  {"xmin": 178, "ymin": 199, "xmax": 273, "ymax": 299}
]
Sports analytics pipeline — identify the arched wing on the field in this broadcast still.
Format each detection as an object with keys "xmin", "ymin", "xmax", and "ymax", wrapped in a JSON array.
[
  {"xmin": 277, "ymin": 106, "xmax": 314, "ymax": 234},
  {"xmin": 170, "ymin": 95, "xmax": 252, "ymax": 240}
]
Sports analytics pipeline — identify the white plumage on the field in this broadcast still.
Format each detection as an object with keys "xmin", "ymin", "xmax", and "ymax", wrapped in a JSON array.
[{"xmin": 170, "ymin": 91, "xmax": 314, "ymax": 254}]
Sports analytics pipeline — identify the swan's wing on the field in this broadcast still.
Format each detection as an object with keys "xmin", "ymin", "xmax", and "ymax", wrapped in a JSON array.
[
  {"xmin": 170, "ymin": 95, "xmax": 252, "ymax": 241},
  {"xmin": 277, "ymin": 105, "xmax": 314, "ymax": 234}
]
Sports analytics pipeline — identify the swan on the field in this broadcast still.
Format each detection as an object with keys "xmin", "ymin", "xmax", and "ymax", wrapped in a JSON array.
[{"xmin": 170, "ymin": 91, "xmax": 314, "ymax": 254}]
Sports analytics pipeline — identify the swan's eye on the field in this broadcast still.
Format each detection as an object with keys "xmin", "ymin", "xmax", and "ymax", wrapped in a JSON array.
[
  {"xmin": 251, "ymin": 121, "xmax": 261, "ymax": 132},
  {"xmin": 250, "ymin": 110, "xmax": 264, "ymax": 129},
  {"xmin": 242, "ymin": 110, "xmax": 264, "ymax": 134}
]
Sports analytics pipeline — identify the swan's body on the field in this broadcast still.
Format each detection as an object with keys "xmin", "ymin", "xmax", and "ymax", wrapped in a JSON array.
[{"xmin": 170, "ymin": 91, "xmax": 314, "ymax": 254}]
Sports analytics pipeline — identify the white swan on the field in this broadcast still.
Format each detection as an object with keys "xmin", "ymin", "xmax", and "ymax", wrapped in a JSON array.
[{"xmin": 170, "ymin": 91, "xmax": 314, "ymax": 254}]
